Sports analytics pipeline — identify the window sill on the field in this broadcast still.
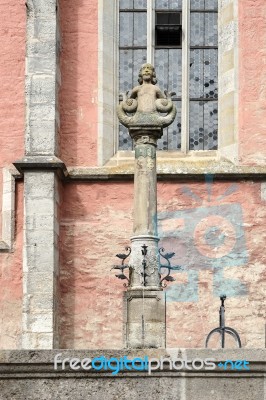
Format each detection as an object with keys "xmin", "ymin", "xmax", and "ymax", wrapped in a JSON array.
[
  {"xmin": 67, "ymin": 154, "xmax": 266, "ymax": 181},
  {"xmin": 106, "ymin": 150, "xmax": 218, "ymax": 166}
]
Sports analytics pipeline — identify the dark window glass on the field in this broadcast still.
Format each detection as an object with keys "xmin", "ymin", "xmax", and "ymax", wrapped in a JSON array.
[{"xmin": 155, "ymin": 12, "xmax": 182, "ymax": 46}]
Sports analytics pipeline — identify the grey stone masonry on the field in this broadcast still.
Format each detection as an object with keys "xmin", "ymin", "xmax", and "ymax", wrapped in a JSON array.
[
  {"xmin": 25, "ymin": 0, "xmax": 60, "ymax": 156},
  {"xmin": 0, "ymin": 168, "xmax": 20, "ymax": 252},
  {"xmin": 0, "ymin": 349, "xmax": 265, "ymax": 400},
  {"xmin": 22, "ymin": 172, "xmax": 60, "ymax": 349},
  {"xmin": 16, "ymin": 0, "xmax": 62, "ymax": 349},
  {"xmin": 124, "ymin": 290, "xmax": 166, "ymax": 349}
]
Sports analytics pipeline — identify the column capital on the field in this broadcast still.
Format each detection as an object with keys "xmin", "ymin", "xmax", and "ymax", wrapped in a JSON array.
[{"xmin": 129, "ymin": 126, "xmax": 163, "ymax": 145}]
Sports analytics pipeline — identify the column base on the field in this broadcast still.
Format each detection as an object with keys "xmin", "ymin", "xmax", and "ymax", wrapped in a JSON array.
[{"xmin": 124, "ymin": 289, "xmax": 166, "ymax": 349}]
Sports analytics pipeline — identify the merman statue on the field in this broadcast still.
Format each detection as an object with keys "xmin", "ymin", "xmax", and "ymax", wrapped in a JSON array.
[{"xmin": 117, "ymin": 63, "xmax": 176, "ymax": 129}]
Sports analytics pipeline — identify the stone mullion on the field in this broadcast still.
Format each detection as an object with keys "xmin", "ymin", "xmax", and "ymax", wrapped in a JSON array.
[
  {"xmin": 181, "ymin": 0, "xmax": 190, "ymax": 154},
  {"xmin": 218, "ymin": 0, "xmax": 238, "ymax": 163}
]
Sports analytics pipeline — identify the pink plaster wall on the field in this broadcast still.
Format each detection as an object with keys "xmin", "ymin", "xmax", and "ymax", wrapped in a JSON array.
[
  {"xmin": 0, "ymin": 0, "xmax": 25, "ymax": 349},
  {"xmin": 59, "ymin": 0, "xmax": 98, "ymax": 167},
  {"xmin": 0, "ymin": 0, "xmax": 25, "ymax": 165},
  {"xmin": 59, "ymin": 182, "xmax": 133, "ymax": 348},
  {"xmin": 59, "ymin": 181, "xmax": 266, "ymax": 349},
  {"xmin": 159, "ymin": 181, "xmax": 266, "ymax": 348},
  {"xmin": 0, "ymin": 182, "xmax": 23, "ymax": 349},
  {"xmin": 239, "ymin": 0, "xmax": 266, "ymax": 165}
]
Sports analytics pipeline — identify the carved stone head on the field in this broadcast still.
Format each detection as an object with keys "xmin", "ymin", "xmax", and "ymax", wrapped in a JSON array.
[{"xmin": 138, "ymin": 63, "xmax": 157, "ymax": 85}]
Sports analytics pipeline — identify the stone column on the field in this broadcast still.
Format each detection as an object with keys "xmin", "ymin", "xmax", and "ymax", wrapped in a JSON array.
[
  {"xmin": 125, "ymin": 128, "xmax": 166, "ymax": 349},
  {"xmin": 14, "ymin": 0, "xmax": 66, "ymax": 349},
  {"xmin": 117, "ymin": 63, "xmax": 176, "ymax": 349},
  {"xmin": 129, "ymin": 128, "xmax": 162, "ymax": 289}
]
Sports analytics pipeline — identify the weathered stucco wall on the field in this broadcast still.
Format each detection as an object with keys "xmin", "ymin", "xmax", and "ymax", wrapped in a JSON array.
[
  {"xmin": 0, "ymin": 0, "xmax": 25, "ymax": 228},
  {"xmin": 0, "ymin": 0, "xmax": 25, "ymax": 166},
  {"xmin": 59, "ymin": 0, "xmax": 98, "ymax": 167},
  {"xmin": 59, "ymin": 180, "xmax": 266, "ymax": 349},
  {"xmin": 0, "ymin": 182, "xmax": 23, "ymax": 349},
  {"xmin": 158, "ymin": 180, "xmax": 266, "ymax": 348},
  {"xmin": 0, "ymin": 0, "xmax": 25, "ymax": 349},
  {"xmin": 239, "ymin": 0, "xmax": 266, "ymax": 165},
  {"xmin": 59, "ymin": 182, "xmax": 133, "ymax": 348}
]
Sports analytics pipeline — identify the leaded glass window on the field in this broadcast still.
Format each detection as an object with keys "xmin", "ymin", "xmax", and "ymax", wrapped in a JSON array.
[
  {"xmin": 118, "ymin": 0, "xmax": 218, "ymax": 152},
  {"xmin": 189, "ymin": 0, "xmax": 218, "ymax": 150}
]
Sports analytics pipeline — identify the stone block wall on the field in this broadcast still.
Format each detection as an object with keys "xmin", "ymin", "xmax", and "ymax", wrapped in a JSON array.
[{"xmin": 0, "ymin": 350, "xmax": 265, "ymax": 400}]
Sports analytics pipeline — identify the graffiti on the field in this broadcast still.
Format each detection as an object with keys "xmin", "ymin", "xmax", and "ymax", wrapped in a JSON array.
[{"xmin": 157, "ymin": 175, "xmax": 248, "ymax": 302}]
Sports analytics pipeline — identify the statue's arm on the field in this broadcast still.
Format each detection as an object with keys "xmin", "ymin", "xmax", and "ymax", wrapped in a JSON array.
[
  {"xmin": 129, "ymin": 87, "xmax": 139, "ymax": 99},
  {"xmin": 155, "ymin": 87, "xmax": 166, "ymax": 99}
]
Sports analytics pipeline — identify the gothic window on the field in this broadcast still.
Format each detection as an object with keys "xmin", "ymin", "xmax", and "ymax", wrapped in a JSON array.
[{"xmin": 118, "ymin": 0, "xmax": 218, "ymax": 152}]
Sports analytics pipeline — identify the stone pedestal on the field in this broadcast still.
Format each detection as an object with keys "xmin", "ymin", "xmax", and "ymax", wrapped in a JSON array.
[{"xmin": 124, "ymin": 290, "xmax": 166, "ymax": 349}]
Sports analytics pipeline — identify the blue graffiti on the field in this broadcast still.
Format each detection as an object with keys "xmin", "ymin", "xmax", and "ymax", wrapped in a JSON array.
[{"xmin": 157, "ymin": 176, "xmax": 249, "ymax": 302}]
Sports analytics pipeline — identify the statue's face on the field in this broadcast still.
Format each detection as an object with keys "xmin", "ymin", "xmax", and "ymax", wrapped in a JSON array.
[{"xmin": 141, "ymin": 64, "xmax": 153, "ymax": 81}]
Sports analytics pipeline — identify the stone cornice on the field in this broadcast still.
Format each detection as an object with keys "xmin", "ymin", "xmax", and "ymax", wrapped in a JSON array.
[
  {"xmin": 12, "ymin": 158, "xmax": 266, "ymax": 181},
  {"xmin": 13, "ymin": 156, "xmax": 68, "ymax": 179},
  {"xmin": 0, "ymin": 349, "xmax": 265, "ymax": 378},
  {"xmin": 67, "ymin": 161, "xmax": 266, "ymax": 181}
]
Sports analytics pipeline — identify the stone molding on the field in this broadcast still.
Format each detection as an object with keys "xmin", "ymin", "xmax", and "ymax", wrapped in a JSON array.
[
  {"xmin": 13, "ymin": 156, "xmax": 68, "ymax": 179},
  {"xmin": 66, "ymin": 162, "xmax": 266, "ymax": 181},
  {"xmin": 0, "ymin": 350, "xmax": 265, "ymax": 399},
  {"xmin": 10, "ymin": 160, "xmax": 266, "ymax": 182},
  {"xmin": 0, "ymin": 349, "xmax": 265, "ymax": 374}
]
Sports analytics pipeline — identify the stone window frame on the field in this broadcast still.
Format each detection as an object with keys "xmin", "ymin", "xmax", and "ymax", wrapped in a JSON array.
[{"xmin": 98, "ymin": 0, "xmax": 238, "ymax": 166}]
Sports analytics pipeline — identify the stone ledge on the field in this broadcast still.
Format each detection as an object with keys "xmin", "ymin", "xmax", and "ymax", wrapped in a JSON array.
[
  {"xmin": 67, "ymin": 161, "xmax": 266, "ymax": 181},
  {"xmin": 13, "ymin": 156, "xmax": 68, "ymax": 179},
  {"xmin": 0, "ymin": 348, "xmax": 265, "ymax": 366},
  {"xmin": 11, "ymin": 159, "xmax": 266, "ymax": 181},
  {"xmin": 0, "ymin": 350, "xmax": 265, "ymax": 399},
  {"xmin": 0, "ymin": 240, "xmax": 10, "ymax": 251}
]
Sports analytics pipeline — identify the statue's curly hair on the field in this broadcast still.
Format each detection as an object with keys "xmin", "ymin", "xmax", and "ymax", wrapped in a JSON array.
[{"xmin": 138, "ymin": 63, "xmax": 157, "ymax": 85}]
